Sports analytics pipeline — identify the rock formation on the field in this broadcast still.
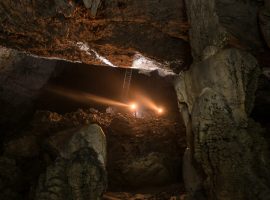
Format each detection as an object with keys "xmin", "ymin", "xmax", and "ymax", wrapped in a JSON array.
[
  {"xmin": 174, "ymin": 0, "xmax": 270, "ymax": 199},
  {"xmin": 0, "ymin": 0, "xmax": 191, "ymax": 72},
  {"xmin": 0, "ymin": 108, "xmax": 186, "ymax": 199},
  {"xmin": 35, "ymin": 124, "xmax": 107, "ymax": 200},
  {"xmin": 0, "ymin": 0, "xmax": 269, "ymax": 199}
]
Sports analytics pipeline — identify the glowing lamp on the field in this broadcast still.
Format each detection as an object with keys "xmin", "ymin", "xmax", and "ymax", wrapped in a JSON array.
[
  {"xmin": 157, "ymin": 107, "xmax": 163, "ymax": 114},
  {"xmin": 129, "ymin": 103, "xmax": 137, "ymax": 110}
]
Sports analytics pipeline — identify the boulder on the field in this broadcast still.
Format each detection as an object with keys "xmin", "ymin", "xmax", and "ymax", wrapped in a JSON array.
[
  {"xmin": 47, "ymin": 124, "xmax": 107, "ymax": 166},
  {"xmin": 35, "ymin": 124, "xmax": 107, "ymax": 200},
  {"xmin": 63, "ymin": 124, "xmax": 107, "ymax": 166}
]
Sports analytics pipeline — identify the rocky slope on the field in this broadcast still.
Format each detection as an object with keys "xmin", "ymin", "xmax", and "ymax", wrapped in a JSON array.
[{"xmin": 0, "ymin": 108, "xmax": 186, "ymax": 200}]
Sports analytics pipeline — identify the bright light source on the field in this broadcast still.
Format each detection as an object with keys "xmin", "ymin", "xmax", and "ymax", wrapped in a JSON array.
[
  {"xmin": 157, "ymin": 107, "xmax": 164, "ymax": 114},
  {"xmin": 129, "ymin": 103, "xmax": 137, "ymax": 110}
]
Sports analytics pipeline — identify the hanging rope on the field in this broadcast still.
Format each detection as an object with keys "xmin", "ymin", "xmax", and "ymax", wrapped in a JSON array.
[{"xmin": 122, "ymin": 68, "xmax": 133, "ymax": 101}]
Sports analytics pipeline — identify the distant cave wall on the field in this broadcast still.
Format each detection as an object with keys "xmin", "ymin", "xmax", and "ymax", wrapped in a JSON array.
[{"xmin": 175, "ymin": 0, "xmax": 270, "ymax": 200}]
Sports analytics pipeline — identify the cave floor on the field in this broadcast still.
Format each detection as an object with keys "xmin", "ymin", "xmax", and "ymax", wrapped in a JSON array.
[{"xmin": 2, "ymin": 108, "xmax": 187, "ymax": 199}]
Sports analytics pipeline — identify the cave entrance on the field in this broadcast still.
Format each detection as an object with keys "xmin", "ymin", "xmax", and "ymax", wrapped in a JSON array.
[{"xmin": 34, "ymin": 61, "xmax": 187, "ymax": 198}]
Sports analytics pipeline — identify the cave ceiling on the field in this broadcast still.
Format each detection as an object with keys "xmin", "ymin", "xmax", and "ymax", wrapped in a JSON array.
[
  {"xmin": 0, "ymin": 0, "xmax": 191, "ymax": 74},
  {"xmin": 0, "ymin": 0, "xmax": 269, "ymax": 73}
]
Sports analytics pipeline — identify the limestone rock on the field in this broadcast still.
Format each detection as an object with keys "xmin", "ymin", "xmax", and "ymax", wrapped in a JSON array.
[
  {"xmin": 35, "ymin": 159, "xmax": 69, "ymax": 200},
  {"xmin": 175, "ymin": 48, "xmax": 270, "ymax": 199},
  {"xmin": 63, "ymin": 124, "xmax": 107, "ymax": 166},
  {"xmin": 35, "ymin": 124, "xmax": 107, "ymax": 200},
  {"xmin": 175, "ymin": 48, "xmax": 260, "ymax": 124},
  {"xmin": 185, "ymin": 0, "xmax": 263, "ymax": 60},
  {"xmin": 67, "ymin": 148, "xmax": 107, "ymax": 200},
  {"xmin": 182, "ymin": 149, "xmax": 205, "ymax": 200},
  {"xmin": 191, "ymin": 88, "xmax": 270, "ymax": 200},
  {"xmin": 47, "ymin": 124, "xmax": 107, "ymax": 166},
  {"xmin": 35, "ymin": 151, "xmax": 107, "ymax": 200}
]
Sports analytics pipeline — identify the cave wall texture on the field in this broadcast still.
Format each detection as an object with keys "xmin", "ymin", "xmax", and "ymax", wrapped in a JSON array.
[
  {"xmin": 0, "ymin": 47, "xmax": 59, "ymax": 129},
  {"xmin": 35, "ymin": 124, "xmax": 107, "ymax": 200},
  {"xmin": 0, "ymin": 0, "xmax": 270, "ymax": 200},
  {"xmin": 174, "ymin": 0, "xmax": 270, "ymax": 200},
  {"xmin": 0, "ymin": 0, "xmax": 191, "ymax": 72}
]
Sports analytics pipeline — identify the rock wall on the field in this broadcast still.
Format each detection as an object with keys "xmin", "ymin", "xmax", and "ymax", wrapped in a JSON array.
[
  {"xmin": 185, "ymin": 0, "xmax": 264, "ymax": 61},
  {"xmin": 175, "ymin": 0, "xmax": 270, "ymax": 199},
  {"xmin": 0, "ymin": 47, "xmax": 59, "ymax": 129}
]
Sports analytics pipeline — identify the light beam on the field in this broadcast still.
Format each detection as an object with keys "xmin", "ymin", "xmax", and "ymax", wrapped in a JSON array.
[{"xmin": 46, "ymin": 86, "xmax": 128, "ymax": 108}]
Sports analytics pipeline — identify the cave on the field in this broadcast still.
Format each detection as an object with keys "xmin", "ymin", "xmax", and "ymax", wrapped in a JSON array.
[
  {"xmin": 0, "ymin": 0, "xmax": 270, "ymax": 200},
  {"xmin": 0, "ymin": 56, "xmax": 187, "ymax": 199},
  {"xmin": 36, "ymin": 61, "xmax": 187, "ymax": 195}
]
